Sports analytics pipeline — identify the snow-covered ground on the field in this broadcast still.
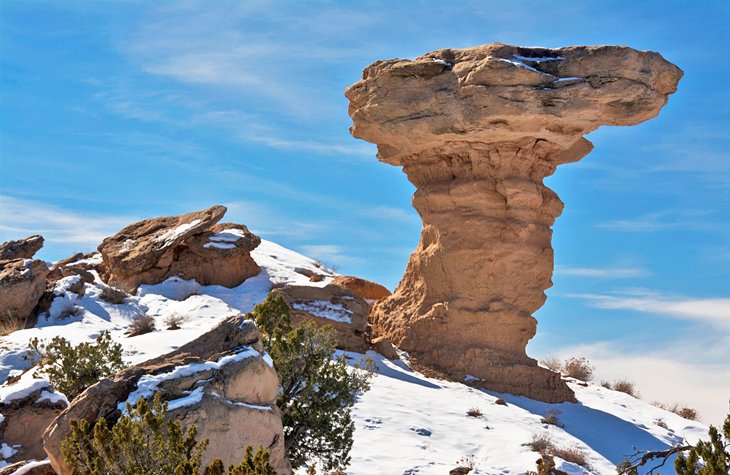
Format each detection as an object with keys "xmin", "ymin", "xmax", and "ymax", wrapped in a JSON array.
[{"xmin": 0, "ymin": 239, "xmax": 709, "ymax": 473}]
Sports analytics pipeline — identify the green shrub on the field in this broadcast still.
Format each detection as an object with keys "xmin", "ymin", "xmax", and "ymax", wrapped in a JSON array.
[
  {"xmin": 61, "ymin": 392, "xmax": 276, "ymax": 475},
  {"xmin": 28, "ymin": 331, "xmax": 125, "ymax": 400},
  {"xmin": 250, "ymin": 293, "xmax": 372, "ymax": 472}
]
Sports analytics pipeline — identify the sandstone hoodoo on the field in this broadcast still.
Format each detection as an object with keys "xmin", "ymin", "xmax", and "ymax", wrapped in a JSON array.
[
  {"xmin": 98, "ymin": 205, "xmax": 261, "ymax": 293},
  {"xmin": 345, "ymin": 43, "xmax": 682, "ymax": 402}
]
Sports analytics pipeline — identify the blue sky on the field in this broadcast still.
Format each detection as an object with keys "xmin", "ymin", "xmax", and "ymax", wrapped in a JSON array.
[{"xmin": 1, "ymin": 1, "xmax": 728, "ymax": 423}]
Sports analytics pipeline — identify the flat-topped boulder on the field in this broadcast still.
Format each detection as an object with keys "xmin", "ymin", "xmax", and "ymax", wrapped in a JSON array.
[
  {"xmin": 98, "ymin": 206, "xmax": 261, "ymax": 292},
  {"xmin": 346, "ymin": 43, "xmax": 682, "ymax": 402}
]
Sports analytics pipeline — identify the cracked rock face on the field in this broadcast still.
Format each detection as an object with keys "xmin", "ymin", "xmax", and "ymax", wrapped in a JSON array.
[
  {"xmin": 345, "ymin": 43, "xmax": 682, "ymax": 402},
  {"xmin": 43, "ymin": 317, "xmax": 291, "ymax": 474}
]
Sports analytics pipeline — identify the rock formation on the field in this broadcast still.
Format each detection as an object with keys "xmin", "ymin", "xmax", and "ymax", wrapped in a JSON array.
[
  {"xmin": 44, "ymin": 316, "xmax": 291, "ymax": 474},
  {"xmin": 273, "ymin": 284, "xmax": 371, "ymax": 352},
  {"xmin": 0, "ymin": 235, "xmax": 44, "ymax": 261},
  {"xmin": 329, "ymin": 276, "xmax": 392, "ymax": 301},
  {"xmin": 98, "ymin": 206, "xmax": 261, "ymax": 293},
  {"xmin": 0, "ymin": 240, "xmax": 49, "ymax": 330},
  {"xmin": 345, "ymin": 43, "xmax": 682, "ymax": 402},
  {"xmin": 0, "ymin": 378, "xmax": 68, "ymax": 464}
]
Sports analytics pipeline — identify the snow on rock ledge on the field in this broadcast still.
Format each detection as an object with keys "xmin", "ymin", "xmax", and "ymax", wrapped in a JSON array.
[{"xmin": 43, "ymin": 316, "xmax": 291, "ymax": 475}]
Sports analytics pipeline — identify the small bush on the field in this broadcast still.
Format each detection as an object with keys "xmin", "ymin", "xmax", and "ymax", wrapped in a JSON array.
[
  {"xmin": 0, "ymin": 310, "xmax": 28, "ymax": 336},
  {"xmin": 494, "ymin": 398, "xmax": 507, "ymax": 406},
  {"xmin": 466, "ymin": 407, "xmax": 483, "ymax": 418},
  {"xmin": 164, "ymin": 313, "xmax": 187, "ymax": 330},
  {"xmin": 62, "ymin": 392, "xmax": 276, "ymax": 474},
  {"xmin": 540, "ymin": 354, "xmax": 562, "ymax": 373},
  {"xmin": 675, "ymin": 406, "xmax": 699, "ymax": 421},
  {"xmin": 562, "ymin": 357, "xmax": 594, "ymax": 381},
  {"xmin": 127, "ymin": 314, "xmax": 156, "ymax": 336},
  {"xmin": 251, "ymin": 293, "xmax": 372, "ymax": 472},
  {"xmin": 655, "ymin": 418, "xmax": 668, "ymax": 429},
  {"xmin": 551, "ymin": 446, "xmax": 590, "ymax": 468},
  {"xmin": 28, "ymin": 331, "xmax": 125, "ymax": 400},
  {"xmin": 600, "ymin": 381, "xmax": 612, "ymax": 389},
  {"xmin": 58, "ymin": 304, "xmax": 83, "ymax": 319},
  {"xmin": 524, "ymin": 433, "xmax": 553, "ymax": 453},
  {"xmin": 611, "ymin": 380, "xmax": 639, "ymax": 398},
  {"xmin": 525, "ymin": 454, "xmax": 559, "ymax": 475},
  {"xmin": 98, "ymin": 285, "xmax": 128, "ymax": 304},
  {"xmin": 541, "ymin": 409, "xmax": 563, "ymax": 427}
]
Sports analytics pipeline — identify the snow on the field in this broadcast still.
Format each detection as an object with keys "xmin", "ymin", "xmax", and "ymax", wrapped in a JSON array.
[
  {"xmin": 0, "ymin": 371, "xmax": 50, "ymax": 405},
  {"xmin": 155, "ymin": 219, "xmax": 201, "ymax": 246},
  {"xmin": 21, "ymin": 259, "xmax": 32, "ymax": 267},
  {"xmin": 166, "ymin": 386, "xmax": 205, "ymax": 411},
  {"xmin": 332, "ymin": 351, "xmax": 708, "ymax": 475},
  {"xmin": 0, "ymin": 443, "xmax": 17, "ymax": 460},
  {"xmin": 431, "ymin": 58, "xmax": 452, "ymax": 67},
  {"xmin": 0, "ymin": 237, "xmax": 712, "ymax": 474},
  {"xmin": 292, "ymin": 300, "xmax": 353, "ymax": 324},
  {"xmin": 209, "ymin": 228, "xmax": 247, "ymax": 242},
  {"xmin": 555, "ymin": 77, "xmax": 584, "ymax": 82},
  {"xmin": 513, "ymin": 54, "xmax": 565, "ymax": 62},
  {"xmin": 203, "ymin": 242, "xmax": 236, "ymax": 249},
  {"xmin": 65, "ymin": 252, "xmax": 103, "ymax": 266},
  {"xmin": 8, "ymin": 460, "xmax": 52, "ymax": 474},
  {"xmin": 52, "ymin": 275, "xmax": 81, "ymax": 294},
  {"xmin": 36, "ymin": 389, "xmax": 69, "ymax": 405}
]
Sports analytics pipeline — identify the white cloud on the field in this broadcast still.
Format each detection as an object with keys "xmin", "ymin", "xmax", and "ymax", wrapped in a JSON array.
[
  {"xmin": 597, "ymin": 210, "xmax": 718, "ymax": 232},
  {"xmin": 299, "ymin": 244, "xmax": 363, "ymax": 267},
  {"xmin": 566, "ymin": 288, "xmax": 730, "ymax": 329},
  {"xmin": 555, "ymin": 266, "xmax": 648, "ymax": 279},
  {"xmin": 0, "ymin": 195, "xmax": 133, "ymax": 248}
]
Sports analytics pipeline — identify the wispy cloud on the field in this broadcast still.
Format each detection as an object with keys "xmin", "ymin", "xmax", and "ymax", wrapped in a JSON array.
[
  {"xmin": 299, "ymin": 244, "xmax": 364, "ymax": 266},
  {"xmin": 597, "ymin": 210, "xmax": 720, "ymax": 232},
  {"xmin": 0, "ymin": 195, "xmax": 133, "ymax": 248},
  {"xmin": 566, "ymin": 288, "xmax": 730, "ymax": 329},
  {"xmin": 555, "ymin": 265, "xmax": 649, "ymax": 279}
]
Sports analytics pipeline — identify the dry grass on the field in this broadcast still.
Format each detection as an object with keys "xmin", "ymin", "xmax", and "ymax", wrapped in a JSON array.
[
  {"xmin": 99, "ymin": 285, "xmax": 128, "ymax": 304},
  {"xmin": 655, "ymin": 418, "xmax": 668, "ymax": 429},
  {"xmin": 466, "ymin": 407, "xmax": 483, "ymax": 418},
  {"xmin": 541, "ymin": 409, "xmax": 564, "ymax": 427},
  {"xmin": 524, "ymin": 433, "xmax": 591, "ymax": 469},
  {"xmin": 164, "ymin": 313, "xmax": 187, "ymax": 330},
  {"xmin": 127, "ymin": 315, "xmax": 156, "ymax": 337},
  {"xmin": 524, "ymin": 432, "xmax": 553, "ymax": 453},
  {"xmin": 611, "ymin": 380, "xmax": 639, "ymax": 398},
  {"xmin": 651, "ymin": 401, "xmax": 700, "ymax": 421},
  {"xmin": 456, "ymin": 454, "xmax": 476, "ymax": 469},
  {"xmin": 0, "ymin": 310, "xmax": 28, "ymax": 336},
  {"xmin": 562, "ymin": 357, "xmax": 594, "ymax": 381},
  {"xmin": 58, "ymin": 305, "xmax": 83, "ymax": 319},
  {"xmin": 540, "ymin": 354, "xmax": 563, "ymax": 373}
]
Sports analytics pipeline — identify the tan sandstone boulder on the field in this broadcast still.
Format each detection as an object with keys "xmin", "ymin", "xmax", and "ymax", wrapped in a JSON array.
[
  {"xmin": 329, "ymin": 276, "xmax": 391, "ymax": 301},
  {"xmin": 0, "ymin": 259, "xmax": 49, "ymax": 330},
  {"xmin": 43, "ymin": 316, "xmax": 291, "ymax": 474},
  {"xmin": 0, "ymin": 379, "xmax": 68, "ymax": 465},
  {"xmin": 97, "ymin": 206, "xmax": 261, "ymax": 293},
  {"xmin": 0, "ymin": 236, "xmax": 44, "ymax": 261},
  {"xmin": 272, "ymin": 284, "xmax": 371, "ymax": 352},
  {"xmin": 345, "ymin": 43, "xmax": 682, "ymax": 402}
]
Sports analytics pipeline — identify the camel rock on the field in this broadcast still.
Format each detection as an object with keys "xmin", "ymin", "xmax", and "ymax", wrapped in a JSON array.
[{"xmin": 345, "ymin": 43, "xmax": 682, "ymax": 402}]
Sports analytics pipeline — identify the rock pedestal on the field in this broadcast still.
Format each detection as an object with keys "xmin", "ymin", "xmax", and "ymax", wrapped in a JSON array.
[{"xmin": 345, "ymin": 43, "xmax": 682, "ymax": 402}]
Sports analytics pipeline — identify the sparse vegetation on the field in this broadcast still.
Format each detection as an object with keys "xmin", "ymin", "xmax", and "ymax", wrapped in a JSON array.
[
  {"xmin": 164, "ymin": 313, "xmax": 187, "ymax": 330},
  {"xmin": 28, "ymin": 331, "xmax": 124, "ymax": 400},
  {"xmin": 562, "ymin": 357, "xmax": 594, "ymax": 381},
  {"xmin": 540, "ymin": 354, "xmax": 562, "ymax": 373},
  {"xmin": 611, "ymin": 380, "xmax": 639, "ymax": 398},
  {"xmin": 0, "ymin": 309, "xmax": 28, "ymax": 336},
  {"xmin": 525, "ymin": 453, "xmax": 559, "ymax": 475},
  {"xmin": 541, "ymin": 409, "xmax": 563, "ymax": 427},
  {"xmin": 127, "ymin": 314, "xmax": 156, "ymax": 336},
  {"xmin": 524, "ymin": 433, "xmax": 591, "ymax": 470},
  {"xmin": 250, "ymin": 293, "xmax": 372, "ymax": 472},
  {"xmin": 601, "ymin": 381, "xmax": 612, "ymax": 389},
  {"xmin": 456, "ymin": 454, "xmax": 476, "ymax": 469},
  {"xmin": 494, "ymin": 398, "xmax": 507, "ymax": 406},
  {"xmin": 62, "ymin": 392, "xmax": 276, "ymax": 474},
  {"xmin": 98, "ymin": 285, "xmax": 128, "ymax": 304},
  {"xmin": 466, "ymin": 407, "xmax": 483, "ymax": 418},
  {"xmin": 58, "ymin": 304, "xmax": 84, "ymax": 319},
  {"xmin": 652, "ymin": 401, "xmax": 700, "ymax": 421},
  {"xmin": 655, "ymin": 418, "xmax": 668, "ymax": 429}
]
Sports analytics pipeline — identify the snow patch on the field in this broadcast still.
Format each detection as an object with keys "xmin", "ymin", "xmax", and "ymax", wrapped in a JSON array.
[
  {"xmin": 155, "ymin": 219, "xmax": 201, "ymax": 246},
  {"xmin": 292, "ymin": 300, "xmax": 352, "ymax": 324},
  {"xmin": 36, "ymin": 389, "xmax": 69, "ymax": 405}
]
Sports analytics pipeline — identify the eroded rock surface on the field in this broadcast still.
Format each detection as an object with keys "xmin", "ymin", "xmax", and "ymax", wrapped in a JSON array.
[
  {"xmin": 43, "ymin": 316, "xmax": 291, "ymax": 474},
  {"xmin": 273, "ymin": 284, "xmax": 371, "ymax": 352},
  {"xmin": 329, "ymin": 275, "xmax": 392, "ymax": 301},
  {"xmin": 345, "ymin": 43, "xmax": 682, "ymax": 402},
  {"xmin": 0, "ymin": 259, "xmax": 49, "ymax": 329},
  {"xmin": 0, "ymin": 235, "xmax": 44, "ymax": 261},
  {"xmin": 98, "ymin": 206, "xmax": 261, "ymax": 292}
]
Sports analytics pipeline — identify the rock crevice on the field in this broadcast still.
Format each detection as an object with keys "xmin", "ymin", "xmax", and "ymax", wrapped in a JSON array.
[{"xmin": 345, "ymin": 43, "xmax": 682, "ymax": 402}]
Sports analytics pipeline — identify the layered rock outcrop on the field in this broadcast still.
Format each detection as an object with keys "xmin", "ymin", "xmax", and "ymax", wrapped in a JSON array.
[
  {"xmin": 345, "ymin": 43, "xmax": 682, "ymax": 402},
  {"xmin": 273, "ymin": 284, "xmax": 371, "ymax": 352},
  {"xmin": 98, "ymin": 206, "xmax": 261, "ymax": 293},
  {"xmin": 0, "ymin": 241, "xmax": 49, "ymax": 329},
  {"xmin": 329, "ymin": 276, "xmax": 392, "ymax": 301},
  {"xmin": 43, "ymin": 316, "xmax": 291, "ymax": 474}
]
